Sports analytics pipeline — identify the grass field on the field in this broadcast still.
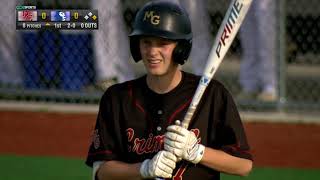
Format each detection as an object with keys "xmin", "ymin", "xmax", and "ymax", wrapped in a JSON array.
[
  {"xmin": 1, "ymin": 155, "xmax": 320, "ymax": 180},
  {"xmin": 0, "ymin": 155, "xmax": 89, "ymax": 180}
]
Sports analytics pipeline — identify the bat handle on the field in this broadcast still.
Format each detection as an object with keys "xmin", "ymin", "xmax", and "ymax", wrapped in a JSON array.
[{"xmin": 181, "ymin": 104, "xmax": 196, "ymax": 129}]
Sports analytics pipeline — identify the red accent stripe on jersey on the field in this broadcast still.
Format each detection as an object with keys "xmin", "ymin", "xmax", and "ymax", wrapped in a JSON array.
[
  {"xmin": 128, "ymin": 82, "xmax": 146, "ymax": 114},
  {"xmin": 224, "ymin": 143, "xmax": 251, "ymax": 155},
  {"xmin": 135, "ymin": 100, "xmax": 145, "ymax": 114},
  {"xmin": 88, "ymin": 150, "xmax": 113, "ymax": 156},
  {"xmin": 167, "ymin": 98, "xmax": 192, "ymax": 125},
  {"xmin": 128, "ymin": 83, "xmax": 133, "ymax": 97}
]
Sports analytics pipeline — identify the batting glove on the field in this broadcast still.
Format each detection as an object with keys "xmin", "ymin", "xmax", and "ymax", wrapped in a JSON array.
[
  {"xmin": 140, "ymin": 150, "xmax": 177, "ymax": 179},
  {"xmin": 164, "ymin": 120, "xmax": 205, "ymax": 164}
]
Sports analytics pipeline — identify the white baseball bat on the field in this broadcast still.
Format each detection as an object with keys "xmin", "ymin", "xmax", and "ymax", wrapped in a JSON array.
[
  {"xmin": 156, "ymin": 1, "xmax": 252, "ymax": 179},
  {"xmin": 181, "ymin": 0, "xmax": 252, "ymax": 129}
]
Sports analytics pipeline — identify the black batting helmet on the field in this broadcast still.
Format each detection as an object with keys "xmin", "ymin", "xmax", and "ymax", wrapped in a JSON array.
[{"xmin": 129, "ymin": 0, "xmax": 192, "ymax": 65}]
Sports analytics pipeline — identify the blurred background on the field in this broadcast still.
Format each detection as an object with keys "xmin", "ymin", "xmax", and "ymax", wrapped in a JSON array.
[{"xmin": 0, "ymin": 0, "xmax": 320, "ymax": 180}]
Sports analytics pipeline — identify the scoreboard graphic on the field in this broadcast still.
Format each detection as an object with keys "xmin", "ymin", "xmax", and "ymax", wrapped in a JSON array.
[
  {"xmin": 50, "ymin": 11, "xmax": 71, "ymax": 22},
  {"xmin": 16, "ymin": 6, "xmax": 98, "ymax": 30}
]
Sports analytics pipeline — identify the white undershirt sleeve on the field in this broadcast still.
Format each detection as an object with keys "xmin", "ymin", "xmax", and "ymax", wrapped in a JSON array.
[{"xmin": 92, "ymin": 161, "xmax": 105, "ymax": 180}]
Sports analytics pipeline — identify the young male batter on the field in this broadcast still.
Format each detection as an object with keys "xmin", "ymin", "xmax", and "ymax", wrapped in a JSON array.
[{"xmin": 86, "ymin": 1, "xmax": 253, "ymax": 179}]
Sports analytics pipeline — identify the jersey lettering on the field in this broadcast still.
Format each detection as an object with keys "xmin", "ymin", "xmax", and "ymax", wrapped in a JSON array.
[
  {"xmin": 173, "ymin": 162, "xmax": 189, "ymax": 180},
  {"xmin": 126, "ymin": 128, "xmax": 164, "ymax": 154},
  {"xmin": 92, "ymin": 129, "xmax": 100, "ymax": 149},
  {"xmin": 126, "ymin": 128, "xmax": 201, "ymax": 155}
]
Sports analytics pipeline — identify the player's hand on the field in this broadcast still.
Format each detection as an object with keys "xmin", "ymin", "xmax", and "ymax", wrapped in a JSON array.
[
  {"xmin": 140, "ymin": 150, "xmax": 177, "ymax": 179},
  {"xmin": 164, "ymin": 120, "xmax": 205, "ymax": 164}
]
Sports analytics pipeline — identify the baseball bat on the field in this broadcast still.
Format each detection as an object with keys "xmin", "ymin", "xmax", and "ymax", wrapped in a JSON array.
[
  {"xmin": 181, "ymin": 0, "xmax": 252, "ymax": 129},
  {"xmin": 156, "ymin": 1, "xmax": 252, "ymax": 179}
]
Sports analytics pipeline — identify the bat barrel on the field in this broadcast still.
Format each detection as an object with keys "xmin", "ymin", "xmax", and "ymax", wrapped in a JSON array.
[{"xmin": 180, "ymin": 0, "xmax": 253, "ymax": 130}]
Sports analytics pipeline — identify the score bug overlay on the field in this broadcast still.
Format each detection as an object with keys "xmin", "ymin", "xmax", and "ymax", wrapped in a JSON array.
[{"xmin": 16, "ymin": 6, "xmax": 98, "ymax": 30}]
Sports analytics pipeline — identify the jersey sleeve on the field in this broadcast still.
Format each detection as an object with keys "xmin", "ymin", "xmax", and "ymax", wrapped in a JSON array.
[
  {"xmin": 85, "ymin": 87, "xmax": 122, "ymax": 167},
  {"xmin": 213, "ymin": 85, "xmax": 253, "ymax": 161}
]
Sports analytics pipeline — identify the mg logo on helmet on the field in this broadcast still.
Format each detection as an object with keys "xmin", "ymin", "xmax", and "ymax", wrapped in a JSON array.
[{"xmin": 143, "ymin": 11, "xmax": 160, "ymax": 25}]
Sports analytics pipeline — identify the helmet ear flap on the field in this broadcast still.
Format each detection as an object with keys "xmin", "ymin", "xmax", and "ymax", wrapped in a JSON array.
[
  {"xmin": 130, "ymin": 37, "xmax": 142, "ymax": 62},
  {"xmin": 172, "ymin": 39, "xmax": 192, "ymax": 65}
]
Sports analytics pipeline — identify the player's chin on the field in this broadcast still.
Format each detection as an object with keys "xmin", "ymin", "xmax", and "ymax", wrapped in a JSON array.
[
  {"xmin": 147, "ymin": 72, "xmax": 164, "ymax": 77},
  {"xmin": 146, "ymin": 68, "xmax": 166, "ymax": 76}
]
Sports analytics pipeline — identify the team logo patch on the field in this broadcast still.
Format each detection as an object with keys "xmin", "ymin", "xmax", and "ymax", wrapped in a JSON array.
[
  {"xmin": 92, "ymin": 129, "xmax": 100, "ymax": 149},
  {"xmin": 143, "ymin": 11, "xmax": 160, "ymax": 25}
]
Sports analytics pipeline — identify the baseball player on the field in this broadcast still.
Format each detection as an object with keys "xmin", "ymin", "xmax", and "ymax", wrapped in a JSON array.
[
  {"xmin": 92, "ymin": 0, "xmax": 135, "ymax": 88},
  {"xmin": 86, "ymin": 1, "xmax": 253, "ymax": 179},
  {"xmin": 238, "ymin": 0, "xmax": 277, "ymax": 101}
]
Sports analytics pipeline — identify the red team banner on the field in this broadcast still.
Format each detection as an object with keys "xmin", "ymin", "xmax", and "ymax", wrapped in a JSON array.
[{"xmin": 18, "ymin": 10, "xmax": 37, "ymax": 21}]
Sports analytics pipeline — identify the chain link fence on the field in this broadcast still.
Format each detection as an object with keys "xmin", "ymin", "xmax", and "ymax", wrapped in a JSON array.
[{"xmin": 0, "ymin": 0, "xmax": 319, "ymax": 112}]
